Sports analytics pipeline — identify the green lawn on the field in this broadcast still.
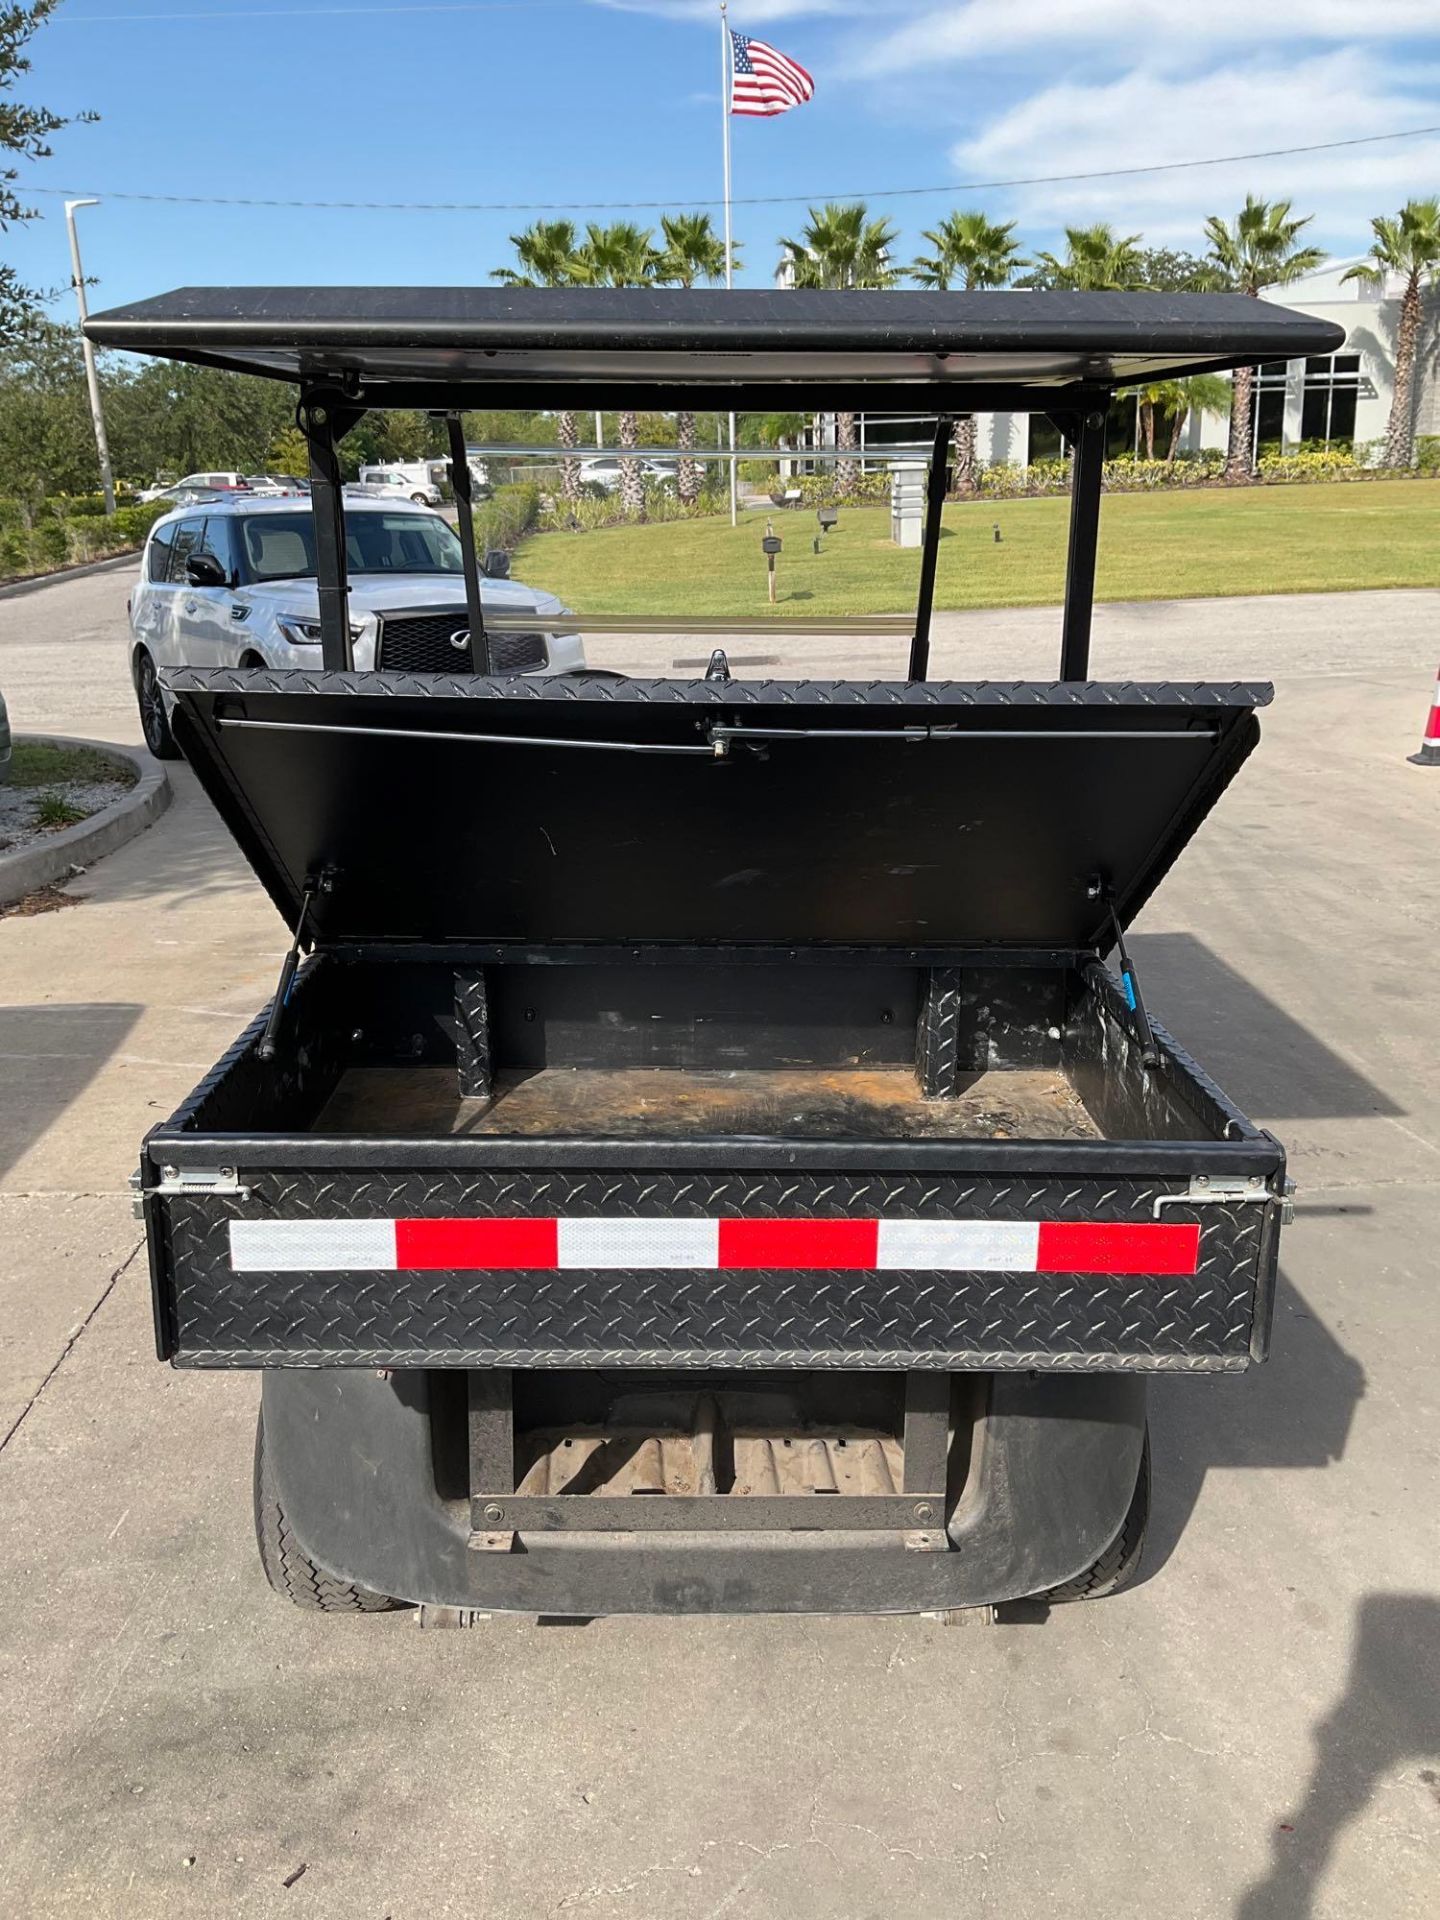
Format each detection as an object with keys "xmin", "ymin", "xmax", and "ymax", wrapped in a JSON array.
[{"xmin": 512, "ymin": 479, "xmax": 1440, "ymax": 619}]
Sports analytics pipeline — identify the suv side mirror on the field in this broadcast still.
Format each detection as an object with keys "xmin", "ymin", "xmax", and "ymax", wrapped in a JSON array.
[
  {"xmin": 185, "ymin": 551, "xmax": 228, "ymax": 589},
  {"xmin": 482, "ymin": 549, "xmax": 510, "ymax": 580}
]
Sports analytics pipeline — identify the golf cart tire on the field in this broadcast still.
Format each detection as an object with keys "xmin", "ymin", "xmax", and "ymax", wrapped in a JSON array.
[
  {"xmin": 253, "ymin": 1412, "xmax": 409, "ymax": 1614},
  {"xmin": 1039, "ymin": 1432, "xmax": 1151, "ymax": 1603}
]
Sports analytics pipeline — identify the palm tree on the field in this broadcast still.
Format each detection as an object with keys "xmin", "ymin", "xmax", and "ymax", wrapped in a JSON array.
[
  {"xmin": 778, "ymin": 203, "xmax": 900, "ymax": 495},
  {"xmin": 911, "ymin": 210, "xmax": 1025, "ymax": 494},
  {"xmin": 1163, "ymin": 374, "xmax": 1231, "ymax": 460},
  {"xmin": 655, "ymin": 213, "xmax": 735, "ymax": 505},
  {"xmin": 1341, "ymin": 198, "xmax": 1440, "ymax": 469},
  {"xmin": 493, "ymin": 220, "xmax": 582, "ymax": 501},
  {"xmin": 569, "ymin": 222, "xmax": 661, "ymax": 516},
  {"xmin": 1128, "ymin": 373, "xmax": 1232, "ymax": 460},
  {"xmin": 1203, "ymin": 196, "xmax": 1326, "ymax": 479},
  {"xmin": 1031, "ymin": 223, "xmax": 1145, "ymax": 292}
]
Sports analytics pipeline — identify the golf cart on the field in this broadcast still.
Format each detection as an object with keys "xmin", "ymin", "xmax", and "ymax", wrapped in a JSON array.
[{"xmin": 87, "ymin": 286, "xmax": 1342, "ymax": 1620}]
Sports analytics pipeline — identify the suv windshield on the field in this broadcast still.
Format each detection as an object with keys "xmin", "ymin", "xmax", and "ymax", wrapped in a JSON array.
[{"xmin": 239, "ymin": 509, "xmax": 462, "ymax": 583}]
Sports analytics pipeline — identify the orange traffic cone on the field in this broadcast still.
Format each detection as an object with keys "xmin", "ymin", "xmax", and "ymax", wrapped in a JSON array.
[{"xmin": 1409, "ymin": 665, "xmax": 1440, "ymax": 767}]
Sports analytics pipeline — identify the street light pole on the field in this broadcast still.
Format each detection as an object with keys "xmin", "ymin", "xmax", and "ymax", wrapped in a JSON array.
[{"xmin": 64, "ymin": 198, "xmax": 116, "ymax": 514}]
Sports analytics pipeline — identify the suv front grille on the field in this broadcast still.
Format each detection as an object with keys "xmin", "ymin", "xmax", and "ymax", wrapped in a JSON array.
[{"xmin": 376, "ymin": 610, "xmax": 548, "ymax": 675}]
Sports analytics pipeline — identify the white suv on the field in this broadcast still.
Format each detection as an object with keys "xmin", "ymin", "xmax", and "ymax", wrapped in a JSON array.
[{"xmin": 129, "ymin": 495, "xmax": 583, "ymax": 758}]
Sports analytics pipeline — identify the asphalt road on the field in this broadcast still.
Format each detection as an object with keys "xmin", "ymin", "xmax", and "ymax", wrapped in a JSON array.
[{"xmin": 1, "ymin": 566, "xmax": 1438, "ymax": 1919}]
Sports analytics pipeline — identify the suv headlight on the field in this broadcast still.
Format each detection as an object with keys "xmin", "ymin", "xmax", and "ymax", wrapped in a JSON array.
[{"xmin": 277, "ymin": 618, "xmax": 362, "ymax": 647}]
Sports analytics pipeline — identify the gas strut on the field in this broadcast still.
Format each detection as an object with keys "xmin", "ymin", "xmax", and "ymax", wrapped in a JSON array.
[
  {"xmin": 257, "ymin": 880, "xmax": 319, "ymax": 1062},
  {"xmin": 1107, "ymin": 904, "xmax": 1160, "ymax": 1070}
]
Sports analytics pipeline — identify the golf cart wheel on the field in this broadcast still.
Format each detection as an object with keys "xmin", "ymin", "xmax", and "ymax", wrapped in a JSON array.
[
  {"xmin": 1040, "ymin": 1433, "xmax": 1151, "ymax": 1603},
  {"xmin": 135, "ymin": 650, "xmax": 180, "ymax": 760},
  {"xmin": 253, "ymin": 1412, "xmax": 409, "ymax": 1614}
]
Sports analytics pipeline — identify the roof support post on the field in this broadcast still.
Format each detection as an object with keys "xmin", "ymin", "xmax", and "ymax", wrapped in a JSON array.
[
  {"xmin": 1059, "ymin": 404, "xmax": 1107, "ymax": 681},
  {"xmin": 300, "ymin": 391, "xmax": 365, "ymax": 672},
  {"xmin": 907, "ymin": 413, "xmax": 953, "ymax": 681},
  {"xmin": 445, "ymin": 413, "xmax": 490, "ymax": 673}
]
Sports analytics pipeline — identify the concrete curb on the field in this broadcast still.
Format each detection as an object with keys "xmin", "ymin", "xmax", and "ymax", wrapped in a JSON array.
[
  {"xmin": 0, "ymin": 550, "xmax": 140, "ymax": 603},
  {"xmin": 0, "ymin": 735, "xmax": 170, "ymax": 908}
]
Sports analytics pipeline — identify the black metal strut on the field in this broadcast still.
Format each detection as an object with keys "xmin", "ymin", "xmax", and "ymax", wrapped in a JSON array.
[
  {"xmin": 299, "ymin": 390, "xmax": 366, "ymax": 673},
  {"xmin": 908, "ymin": 414, "xmax": 953, "ymax": 681},
  {"xmin": 446, "ymin": 412, "xmax": 490, "ymax": 673},
  {"xmin": 1059, "ymin": 405, "xmax": 1108, "ymax": 680}
]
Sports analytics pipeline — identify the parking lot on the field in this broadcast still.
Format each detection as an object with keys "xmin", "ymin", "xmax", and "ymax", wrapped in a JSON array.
[{"xmin": 1, "ymin": 562, "xmax": 1437, "ymax": 1918}]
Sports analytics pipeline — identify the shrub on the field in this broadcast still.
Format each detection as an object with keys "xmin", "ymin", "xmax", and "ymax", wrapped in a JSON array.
[
  {"xmin": 34, "ymin": 518, "xmax": 69, "ymax": 565},
  {"xmin": 107, "ymin": 500, "xmax": 171, "ymax": 544},
  {"xmin": 1255, "ymin": 447, "xmax": 1364, "ymax": 484},
  {"xmin": 1415, "ymin": 436, "xmax": 1440, "ymax": 474},
  {"xmin": 470, "ymin": 481, "xmax": 539, "ymax": 554},
  {"xmin": 795, "ymin": 471, "xmax": 889, "ymax": 507}
]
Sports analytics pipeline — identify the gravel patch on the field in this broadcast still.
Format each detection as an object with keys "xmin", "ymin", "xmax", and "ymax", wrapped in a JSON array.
[{"xmin": 0, "ymin": 776, "xmax": 133, "ymax": 852}]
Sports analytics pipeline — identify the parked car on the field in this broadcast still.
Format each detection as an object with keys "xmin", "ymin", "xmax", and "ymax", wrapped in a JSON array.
[
  {"xmin": 356, "ymin": 463, "xmax": 444, "ymax": 506},
  {"xmin": 578, "ymin": 454, "xmax": 676, "ymax": 493},
  {"xmin": 137, "ymin": 471, "xmax": 253, "ymax": 504},
  {"xmin": 127, "ymin": 495, "xmax": 584, "ymax": 758},
  {"xmin": 146, "ymin": 483, "xmax": 224, "ymax": 510},
  {"xmin": 243, "ymin": 475, "xmax": 308, "ymax": 497}
]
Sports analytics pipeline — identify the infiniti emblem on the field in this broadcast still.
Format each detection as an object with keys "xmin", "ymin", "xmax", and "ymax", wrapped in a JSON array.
[{"xmin": 449, "ymin": 628, "xmax": 470, "ymax": 651}]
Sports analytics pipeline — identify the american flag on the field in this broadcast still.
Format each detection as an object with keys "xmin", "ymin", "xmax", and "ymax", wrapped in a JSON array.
[{"xmin": 730, "ymin": 29, "xmax": 815, "ymax": 118}]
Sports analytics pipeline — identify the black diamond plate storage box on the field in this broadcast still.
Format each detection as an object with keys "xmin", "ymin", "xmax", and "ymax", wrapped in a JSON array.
[{"xmin": 139, "ymin": 675, "xmax": 1290, "ymax": 1375}]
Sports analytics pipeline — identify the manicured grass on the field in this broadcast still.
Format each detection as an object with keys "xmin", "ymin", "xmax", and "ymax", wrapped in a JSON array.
[
  {"xmin": 7, "ymin": 742, "xmax": 136, "ymax": 789},
  {"xmin": 513, "ymin": 479, "xmax": 1440, "ymax": 619}
]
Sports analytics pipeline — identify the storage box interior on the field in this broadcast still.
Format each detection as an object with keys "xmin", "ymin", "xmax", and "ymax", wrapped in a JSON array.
[{"xmin": 179, "ymin": 955, "xmax": 1234, "ymax": 1145}]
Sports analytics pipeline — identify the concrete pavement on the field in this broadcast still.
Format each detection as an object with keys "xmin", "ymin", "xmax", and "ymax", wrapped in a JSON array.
[{"xmin": 0, "ymin": 566, "xmax": 1437, "ymax": 1918}]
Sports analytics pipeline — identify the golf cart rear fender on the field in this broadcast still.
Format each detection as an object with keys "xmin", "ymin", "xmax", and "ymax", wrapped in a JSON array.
[{"xmin": 260, "ymin": 1368, "xmax": 1147, "ymax": 1612}]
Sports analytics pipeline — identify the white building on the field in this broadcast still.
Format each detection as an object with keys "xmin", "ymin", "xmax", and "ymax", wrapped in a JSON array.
[{"xmin": 812, "ymin": 269, "xmax": 1439, "ymax": 471}]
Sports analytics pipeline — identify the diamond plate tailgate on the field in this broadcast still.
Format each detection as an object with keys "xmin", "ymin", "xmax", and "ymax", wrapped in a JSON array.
[{"xmin": 153, "ymin": 1166, "xmax": 1281, "ymax": 1372}]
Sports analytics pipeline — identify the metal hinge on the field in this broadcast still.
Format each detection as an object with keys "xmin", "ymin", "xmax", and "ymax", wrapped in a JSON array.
[
  {"xmin": 133, "ymin": 1164, "xmax": 253, "ymax": 1218},
  {"xmin": 1154, "ymin": 1174, "xmax": 1295, "ymax": 1223}
]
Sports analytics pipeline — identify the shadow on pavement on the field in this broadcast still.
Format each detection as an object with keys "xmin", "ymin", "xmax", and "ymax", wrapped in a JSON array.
[
  {"xmin": 1129, "ymin": 933, "xmax": 1402, "ymax": 1119},
  {"xmin": 0, "ymin": 1002, "xmax": 142, "ymax": 1177},
  {"xmin": 1235, "ymin": 1593, "xmax": 1440, "ymax": 1919},
  {"xmin": 1142, "ymin": 1267, "xmax": 1366, "ymax": 1586},
  {"xmin": 77, "ymin": 763, "xmax": 256, "ymax": 909}
]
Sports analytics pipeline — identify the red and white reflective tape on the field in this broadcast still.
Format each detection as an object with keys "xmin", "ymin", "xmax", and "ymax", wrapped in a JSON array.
[{"xmin": 229, "ymin": 1216, "xmax": 1200, "ymax": 1277}]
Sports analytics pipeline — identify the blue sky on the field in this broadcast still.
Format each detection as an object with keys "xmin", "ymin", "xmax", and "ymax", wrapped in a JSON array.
[{"xmin": 11, "ymin": 0, "xmax": 1440, "ymax": 317}]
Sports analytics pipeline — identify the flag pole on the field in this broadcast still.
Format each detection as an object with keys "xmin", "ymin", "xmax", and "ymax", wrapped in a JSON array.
[{"xmin": 721, "ymin": 0, "xmax": 738, "ymax": 527}]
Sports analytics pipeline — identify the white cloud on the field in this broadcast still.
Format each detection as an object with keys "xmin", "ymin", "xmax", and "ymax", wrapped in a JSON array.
[
  {"xmin": 947, "ymin": 51, "xmax": 1440, "ymax": 250},
  {"xmin": 858, "ymin": 1, "xmax": 1438, "ymax": 78}
]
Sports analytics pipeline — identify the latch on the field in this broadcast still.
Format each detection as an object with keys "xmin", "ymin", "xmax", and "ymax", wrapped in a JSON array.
[
  {"xmin": 1154, "ymin": 1174, "xmax": 1295, "ymax": 1222},
  {"xmin": 131, "ymin": 1164, "xmax": 252, "ymax": 1218}
]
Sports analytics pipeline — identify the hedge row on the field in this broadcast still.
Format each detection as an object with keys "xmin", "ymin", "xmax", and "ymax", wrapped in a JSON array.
[{"xmin": 0, "ymin": 495, "xmax": 172, "ymax": 583}]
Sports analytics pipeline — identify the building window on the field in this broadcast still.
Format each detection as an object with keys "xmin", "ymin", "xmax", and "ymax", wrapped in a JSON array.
[
  {"xmin": 1027, "ymin": 414, "xmax": 1063, "ymax": 463},
  {"xmin": 1252, "ymin": 360, "xmax": 1290, "ymax": 459},
  {"xmin": 1300, "ymin": 353, "xmax": 1361, "ymax": 448}
]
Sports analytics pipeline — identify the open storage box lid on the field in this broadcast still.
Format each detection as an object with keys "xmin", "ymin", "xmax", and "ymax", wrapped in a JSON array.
[{"xmin": 168, "ymin": 671, "xmax": 1266, "ymax": 953}]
